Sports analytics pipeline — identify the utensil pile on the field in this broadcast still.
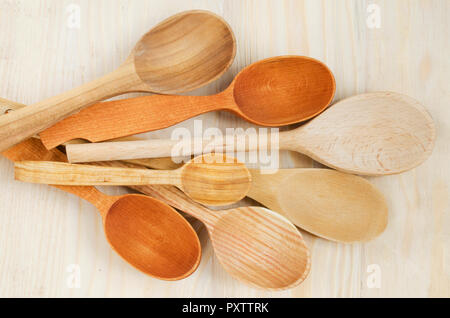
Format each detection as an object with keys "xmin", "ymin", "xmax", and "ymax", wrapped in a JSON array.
[{"xmin": 0, "ymin": 10, "xmax": 435, "ymax": 290}]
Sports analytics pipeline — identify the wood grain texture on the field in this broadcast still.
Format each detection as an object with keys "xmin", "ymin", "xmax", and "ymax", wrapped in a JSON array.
[
  {"xmin": 284, "ymin": 92, "xmax": 436, "ymax": 175},
  {"xmin": 2, "ymin": 138, "xmax": 202, "ymax": 281},
  {"xmin": 15, "ymin": 153, "xmax": 252, "ymax": 206},
  {"xmin": 40, "ymin": 56, "xmax": 335, "ymax": 148},
  {"xmin": 247, "ymin": 168, "xmax": 388, "ymax": 242},
  {"xmin": 0, "ymin": 10, "xmax": 236, "ymax": 152},
  {"xmin": 0, "ymin": 0, "xmax": 448, "ymax": 297}
]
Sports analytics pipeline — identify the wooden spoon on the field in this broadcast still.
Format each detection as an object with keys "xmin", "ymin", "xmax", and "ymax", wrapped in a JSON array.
[
  {"xmin": 118, "ymin": 159, "xmax": 388, "ymax": 242},
  {"xmin": 2, "ymin": 138, "xmax": 201, "ymax": 280},
  {"xmin": 129, "ymin": 184, "xmax": 311, "ymax": 290},
  {"xmin": 14, "ymin": 153, "xmax": 251, "ymax": 206},
  {"xmin": 0, "ymin": 10, "xmax": 236, "ymax": 152},
  {"xmin": 39, "ymin": 55, "xmax": 336, "ymax": 149},
  {"xmin": 69, "ymin": 92, "xmax": 436, "ymax": 175}
]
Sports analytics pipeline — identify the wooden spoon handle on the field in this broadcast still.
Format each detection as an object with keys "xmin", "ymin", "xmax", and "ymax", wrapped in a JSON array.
[
  {"xmin": 1, "ymin": 138, "xmax": 112, "ymax": 212},
  {"xmin": 39, "ymin": 91, "xmax": 235, "ymax": 149},
  {"xmin": 14, "ymin": 161, "xmax": 181, "ymax": 186},
  {"xmin": 134, "ymin": 185, "xmax": 219, "ymax": 228},
  {"xmin": 0, "ymin": 97, "xmax": 184, "ymax": 169},
  {"xmin": 66, "ymin": 131, "xmax": 273, "ymax": 163},
  {"xmin": 0, "ymin": 63, "xmax": 139, "ymax": 152}
]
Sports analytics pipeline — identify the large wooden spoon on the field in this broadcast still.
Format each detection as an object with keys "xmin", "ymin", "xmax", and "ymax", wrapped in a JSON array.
[
  {"xmin": 0, "ymin": 10, "xmax": 236, "ymax": 152},
  {"xmin": 115, "ymin": 158, "xmax": 388, "ymax": 242},
  {"xmin": 14, "ymin": 153, "xmax": 251, "ymax": 206},
  {"xmin": 128, "ymin": 184, "xmax": 311, "ymax": 290},
  {"xmin": 69, "ymin": 92, "xmax": 436, "ymax": 175},
  {"xmin": 39, "ymin": 55, "xmax": 336, "ymax": 149},
  {"xmin": 2, "ymin": 138, "xmax": 201, "ymax": 280}
]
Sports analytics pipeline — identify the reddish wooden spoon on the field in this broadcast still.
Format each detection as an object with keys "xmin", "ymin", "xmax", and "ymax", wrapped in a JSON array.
[
  {"xmin": 39, "ymin": 56, "xmax": 335, "ymax": 149},
  {"xmin": 2, "ymin": 138, "xmax": 201, "ymax": 280}
]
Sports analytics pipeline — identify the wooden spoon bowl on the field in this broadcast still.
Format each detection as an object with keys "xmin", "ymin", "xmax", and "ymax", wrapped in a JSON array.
[
  {"xmin": 210, "ymin": 207, "xmax": 310, "ymax": 289},
  {"xmin": 104, "ymin": 194, "xmax": 201, "ymax": 279},
  {"xmin": 133, "ymin": 10, "xmax": 236, "ymax": 93},
  {"xmin": 286, "ymin": 91, "xmax": 436, "ymax": 175},
  {"xmin": 180, "ymin": 153, "xmax": 251, "ymax": 206},
  {"xmin": 233, "ymin": 56, "xmax": 336, "ymax": 125},
  {"xmin": 249, "ymin": 168, "xmax": 388, "ymax": 242}
]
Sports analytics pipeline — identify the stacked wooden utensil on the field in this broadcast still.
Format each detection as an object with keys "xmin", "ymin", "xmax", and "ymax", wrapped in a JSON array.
[{"xmin": 0, "ymin": 11, "xmax": 435, "ymax": 290}]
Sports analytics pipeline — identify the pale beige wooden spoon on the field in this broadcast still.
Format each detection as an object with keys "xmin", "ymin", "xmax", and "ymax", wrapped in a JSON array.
[
  {"xmin": 129, "ymin": 184, "xmax": 311, "ymax": 290},
  {"xmin": 68, "ymin": 92, "xmax": 436, "ymax": 176},
  {"xmin": 0, "ymin": 10, "xmax": 236, "ymax": 152},
  {"xmin": 14, "ymin": 154, "xmax": 251, "ymax": 206},
  {"xmin": 248, "ymin": 168, "xmax": 388, "ymax": 242},
  {"xmin": 122, "ymin": 158, "xmax": 388, "ymax": 242}
]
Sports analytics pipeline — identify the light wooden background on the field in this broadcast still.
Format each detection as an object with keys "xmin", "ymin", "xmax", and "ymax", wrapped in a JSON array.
[{"xmin": 0, "ymin": 0, "xmax": 448, "ymax": 298}]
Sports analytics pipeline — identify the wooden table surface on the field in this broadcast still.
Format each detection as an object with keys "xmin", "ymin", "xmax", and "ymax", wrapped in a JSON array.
[{"xmin": 0, "ymin": 0, "xmax": 448, "ymax": 298}]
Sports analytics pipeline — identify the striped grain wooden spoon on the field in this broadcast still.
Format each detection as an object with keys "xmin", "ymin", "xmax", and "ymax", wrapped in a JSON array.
[
  {"xmin": 130, "ymin": 184, "xmax": 311, "ymax": 290},
  {"xmin": 14, "ymin": 153, "xmax": 251, "ymax": 206},
  {"xmin": 2, "ymin": 138, "xmax": 201, "ymax": 280},
  {"xmin": 0, "ymin": 10, "xmax": 236, "ymax": 152},
  {"xmin": 39, "ymin": 55, "xmax": 335, "ymax": 149}
]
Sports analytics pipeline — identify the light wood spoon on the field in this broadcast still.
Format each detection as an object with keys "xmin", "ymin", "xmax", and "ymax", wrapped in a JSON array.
[
  {"xmin": 2, "ymin": 138, "xmax": 201, "ymax": 280},
  {"xmin": 0, "ymin": 10, "xmax": 236, "ymax": 152},
  {"xmin": 14, "ymin": 154, "xmax": 251, "ymax": 206},
  {"xmin": 121, "ymin": 159, "xmax": 388, "ymax": 242},
  {"xmin": 129, "ymin": 183, "xmax": 311, "ymax": 290},
  {"xmin": 39, "ymin": 55, "xmax": 336, "ymax": 149},
  {"xmin": 69, "ymin": 92, "xmax": 436, "ymax": 175}
]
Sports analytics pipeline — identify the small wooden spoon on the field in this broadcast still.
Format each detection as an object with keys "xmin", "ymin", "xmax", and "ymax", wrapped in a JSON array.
[
  {"xmin": 2, "ymin": 138, "xmax": 201, "ymax": 280},
  {"xmin": 0, "ymin": 10, "xmax": 236, "ymax": 152},
  {"xmin": 70, "ymin": 92, "xmax": 436, "ymax": 175},
  {"xmin": 129, "ymin": 184, "xmax": 311, "ymax": 290},
  {"xmin": 14, "ymin": 154, "xmax": 251, "ymax": 206},
  {"xmin": 39, "ymin": 55, "xmax": 336, "ymax": 148}
]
